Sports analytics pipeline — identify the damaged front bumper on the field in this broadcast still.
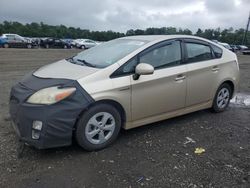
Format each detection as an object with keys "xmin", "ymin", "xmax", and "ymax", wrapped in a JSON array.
[{"xmin": 9, "ymin": 74, "xmax": 93, "ymax": 149}]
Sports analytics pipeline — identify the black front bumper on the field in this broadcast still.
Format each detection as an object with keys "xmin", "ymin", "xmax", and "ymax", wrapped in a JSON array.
[{"xmin": 9, "ymin": 74, "xmax": 94, "ymax": 149}]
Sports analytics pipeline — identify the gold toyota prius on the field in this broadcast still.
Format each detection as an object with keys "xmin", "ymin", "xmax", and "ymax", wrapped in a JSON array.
[{"xmin": 9, "ymin": 35, "xmax": 239, "ymax": 151}]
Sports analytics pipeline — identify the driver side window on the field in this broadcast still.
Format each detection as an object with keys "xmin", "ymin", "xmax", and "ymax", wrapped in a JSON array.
[{"xmin": 110, "ymin": 40, "xmax": 182, "ymax": 78}]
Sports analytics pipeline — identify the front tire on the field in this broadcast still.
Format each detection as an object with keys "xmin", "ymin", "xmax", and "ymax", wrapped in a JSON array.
[
  {"xmin": 212, "ymin": 83, "xmax": 232, "ymax": 113},
  {"xmin": 76, "ymin": 103, "xmax": 121, "ymax": 151}
]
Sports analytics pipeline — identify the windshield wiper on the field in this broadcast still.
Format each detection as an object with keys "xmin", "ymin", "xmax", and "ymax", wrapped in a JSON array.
[
  {"xmin": 75, "ymin": 59, "xmax": 97, "ymax": 68},
  {"xmin": 66, "ymin": 57, "xmax": 97, "ymax": 68}
]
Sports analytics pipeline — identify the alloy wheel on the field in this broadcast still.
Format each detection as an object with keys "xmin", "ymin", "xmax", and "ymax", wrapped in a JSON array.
[
  {"xmin": 217, "ymin": 88, "xmax": 230, "ymax": 109},
  {"xmin": 85, "ymin": 112, "xmax": 116, "ymax": 144}
]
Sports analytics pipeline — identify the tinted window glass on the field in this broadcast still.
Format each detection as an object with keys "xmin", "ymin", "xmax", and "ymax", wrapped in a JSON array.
[
  {"xmin": 186, "ymin": 43, "xmax": 212, "ymax": 63},
  {"xmin": 211, "ymin": 44, "xmax": 223, "ymax": 58},
  {"xmin": 139, "ymin": 41, "xmax": 181, "ymax": 69}
]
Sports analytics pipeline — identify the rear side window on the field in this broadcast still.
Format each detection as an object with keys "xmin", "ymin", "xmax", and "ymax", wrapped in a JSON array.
[
  {"xmin": 186, "ymin": 43, "xmax": 212, "ymax": 63},
  {"xmin": 211, "ymin": 45, "xmax": 223, "ymax": 58}
]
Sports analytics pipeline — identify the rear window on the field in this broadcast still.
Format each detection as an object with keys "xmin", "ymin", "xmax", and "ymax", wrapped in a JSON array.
[{"xmin": 211, "ymin": 45, "xmax": 223, "ymax": 58}]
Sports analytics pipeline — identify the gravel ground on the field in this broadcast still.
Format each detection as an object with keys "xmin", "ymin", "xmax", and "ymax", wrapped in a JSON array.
[{"xmin": 0, "ymin": 49, "xmax": 249, "ymax": 188}]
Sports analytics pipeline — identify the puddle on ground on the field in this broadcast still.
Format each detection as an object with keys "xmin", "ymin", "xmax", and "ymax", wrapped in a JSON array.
[{"xmin": 230, "ymin": 93, "xmax": 250, "ymax": 107}]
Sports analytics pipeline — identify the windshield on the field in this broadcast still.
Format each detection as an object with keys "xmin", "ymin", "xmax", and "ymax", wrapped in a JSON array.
[{"xmin": 72, "ymin": 38, "xmax": 148, "ymax": 68}]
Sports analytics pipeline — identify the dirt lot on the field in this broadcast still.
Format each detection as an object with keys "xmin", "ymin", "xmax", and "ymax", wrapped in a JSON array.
[{"xmin": 0, "ymin": 49, "xmax": 250, "ymax": 188}]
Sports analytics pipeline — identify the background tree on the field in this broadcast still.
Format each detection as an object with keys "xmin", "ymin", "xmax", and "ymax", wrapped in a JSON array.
[{"xmin": 0, "ymin": 21, "xmax": 249, "ymax": 45}]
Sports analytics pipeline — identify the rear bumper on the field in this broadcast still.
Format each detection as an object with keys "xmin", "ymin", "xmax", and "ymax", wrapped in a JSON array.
[{"xmin": 9, "ymin": 75, "xmax": 94, "ymax": 149}]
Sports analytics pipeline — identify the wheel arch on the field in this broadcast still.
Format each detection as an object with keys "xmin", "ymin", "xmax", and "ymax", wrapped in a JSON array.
[
  {"xmin": 94, "ymin": 99, "xmax": 127, "ymax": 127},
  {"xmin": 216, "ymin": 79, "xmax": 235, "ymax": 99},
  {"xmin": 222, "ymin": 80, "xmax": 235, "ymax": 98},
  {"xmin": 75, "ymin": 99, "xmax": 127, "ymax": 129}
]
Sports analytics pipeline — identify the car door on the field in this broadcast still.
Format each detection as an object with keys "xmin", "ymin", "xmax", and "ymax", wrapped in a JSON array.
[
  {"xmin": 131, "ymin": 40, "xmax": 187, "ymax": 121},
  {"xmin": 184, "ymin": 39, "xmax": 220, "ymax": 107}
]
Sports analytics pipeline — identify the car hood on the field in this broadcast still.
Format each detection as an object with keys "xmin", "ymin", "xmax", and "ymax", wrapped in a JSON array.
[{"xmin": 33, "ymin": 59, "xmax": 99, "ymax": 80}]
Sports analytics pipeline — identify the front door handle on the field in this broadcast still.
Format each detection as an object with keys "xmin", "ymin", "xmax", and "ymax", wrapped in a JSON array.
[
  {"xmin": 212, "ymin": 66, "xmax": 220, "ymax": 72},
  {"xmin": 175, "ymin": 74, "xmax": 186, "ymax": 81}
]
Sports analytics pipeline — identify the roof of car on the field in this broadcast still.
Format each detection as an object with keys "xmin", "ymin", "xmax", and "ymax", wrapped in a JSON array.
[
  {"xmin": 121, "ymin": 35, "xmax": 209, "ymax": 42},
  {"xmin": 219, "ymin": 42, "xmax": 230, "ymax": 45},
  {"xmin": 2, "ymin": 33, "xmax": 19, "ymax": 36}
]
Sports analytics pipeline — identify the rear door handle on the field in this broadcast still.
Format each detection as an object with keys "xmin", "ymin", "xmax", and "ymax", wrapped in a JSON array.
[
  {"xmin": 212, "ymin": 66, "xmax": 220, "ymax": 72},
  {"xmin": 175, "ymin": 74, "xmax": 186, "ymax": 81}
]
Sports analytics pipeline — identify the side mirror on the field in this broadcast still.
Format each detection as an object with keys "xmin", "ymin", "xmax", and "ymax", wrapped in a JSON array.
[{"xmin": 133, "ymin": 63, "xmax": 154, "ymax": 80}]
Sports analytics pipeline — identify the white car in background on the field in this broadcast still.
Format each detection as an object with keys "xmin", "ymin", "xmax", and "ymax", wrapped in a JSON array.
[
  {"xmin": 218, "ymin": 42, "xmax": 233, "ymax": 51},
  {"xmin": 73, "ymin": 39, "xmax": 100, "ymax": 49}
]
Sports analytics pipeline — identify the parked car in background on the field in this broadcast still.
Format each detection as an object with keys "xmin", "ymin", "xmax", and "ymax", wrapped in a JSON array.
[
  {"xmin": 211, "ymin": 40, "xmax": 219, "ymax": 43},
  {"xmin": 72, "ymin": 39, "xmax": 99, "ymax": 49},
  {"xmin": 236, "ymin": 45, "xmax": 250, "ymax": 55},
  {"xmin": 1, "ymin": 33, "xmax": 34, "ymax": 48},
  {"xmin": 0, "ymin": 36, "xmax": 7, "ymax": 47},
  {"xmin": 218, "ymin": 42, "xmax": 233, "ymax": 51},
  {"xmin": 28, "ymin": 37, "xmax": 42, "ymax": 46},
  {"xmin": 9, "ymin": 35, "xmax": 239, "ymax": 151},
  {"xmin": 237, "ymin": 45, "xmax": 248, "ymax": 51},
  {"xmin": 40, "ymin": 38, "xmax": 73, "ymax": 49},
  {"xmin": 94, "ymin": 41, "xmax": 103, "ymax": 45},
  {"xmin": 242, "ymin": 50, "xmax": 250, "ymax": 55},
  {"xmin": 61, "ymin": 39, "xmax": 74, "ymax": 46},
  {"xmin": 230, "ymin": 45, "xmax": 240, "ymax": 52}
]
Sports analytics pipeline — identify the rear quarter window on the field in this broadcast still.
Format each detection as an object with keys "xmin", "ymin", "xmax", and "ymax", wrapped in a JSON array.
[{"xmin": 211, "ymin": 44, "xmax": 223, "ymax": 58}]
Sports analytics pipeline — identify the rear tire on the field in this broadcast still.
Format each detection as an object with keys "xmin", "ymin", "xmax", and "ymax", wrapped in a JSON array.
[
  {"xmin": 76, "ymin": 103, "xmax": 121, "ymax": 151},
  {"xmin": 80, "ymin": 45, "xmax": 86, "ymax": 49},
  {"xmin": 27, "ymin": 44, "xmax": 32, "ymax": 49},
  {"xmin": 211, "ymin": 83, "xmax": 232, "ymax": 113}
]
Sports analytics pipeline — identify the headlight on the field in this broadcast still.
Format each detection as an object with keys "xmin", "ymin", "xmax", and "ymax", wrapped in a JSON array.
[{"xmin": 27, "ymin": 86, "xmax": 76, "ymax": 105}]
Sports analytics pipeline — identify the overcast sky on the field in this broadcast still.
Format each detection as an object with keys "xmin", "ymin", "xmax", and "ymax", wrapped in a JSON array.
[{"xmin": 0, "ymin": 0, "xmax": 249, "ymax": 32}]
